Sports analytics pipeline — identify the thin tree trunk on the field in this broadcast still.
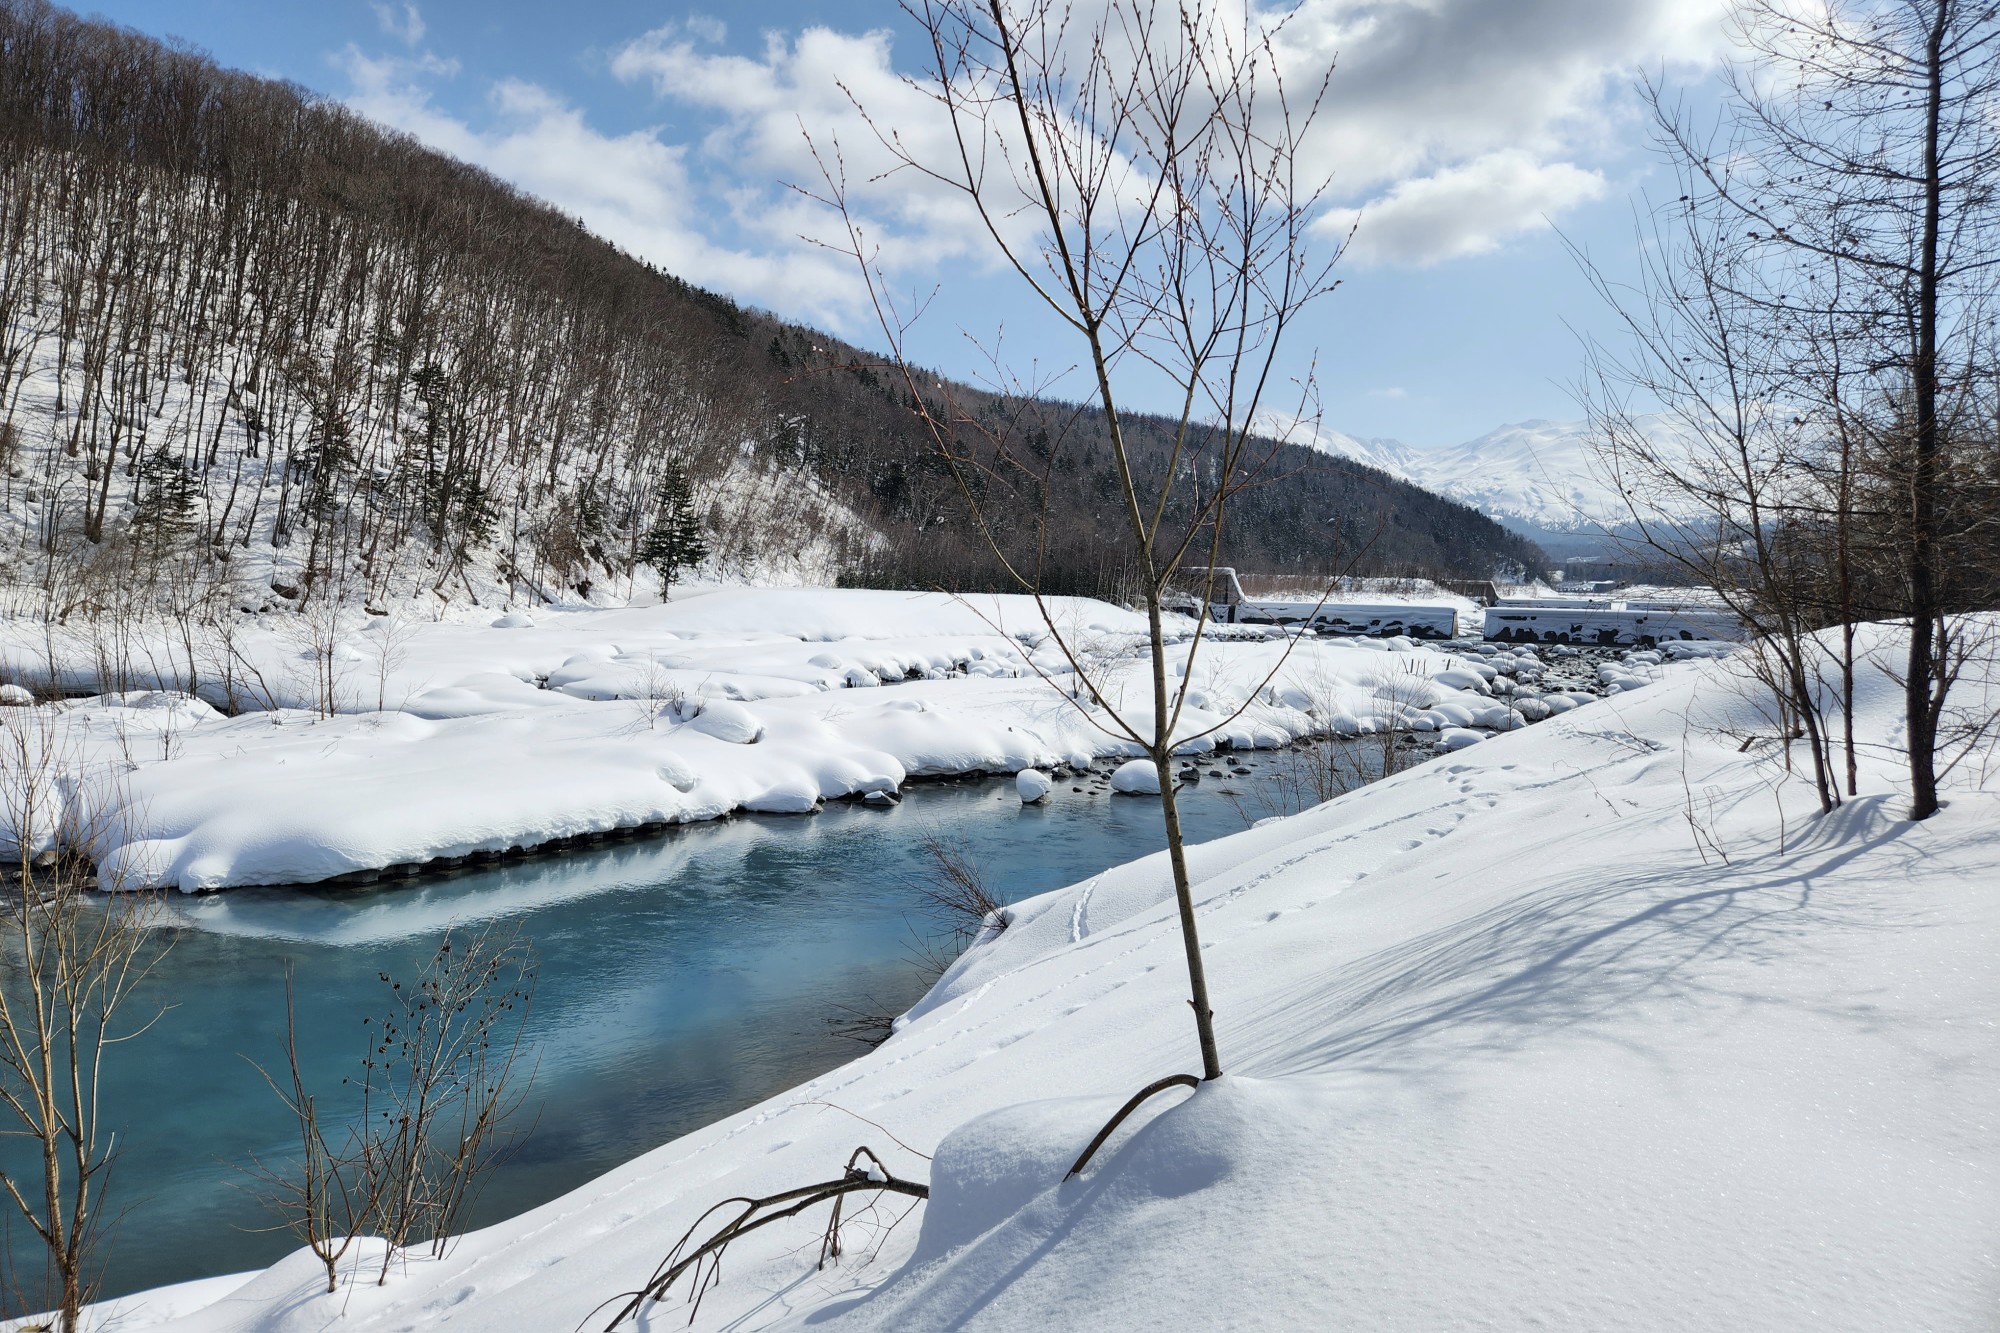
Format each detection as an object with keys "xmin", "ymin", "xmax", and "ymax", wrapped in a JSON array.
[
  {"xmin": 1905, "ymin": 0, "xmax": 1948, "ymax": 820},
  {"xmin": 1147, "ymin": 587, "xmax": 1222, "ymax": 1083}
]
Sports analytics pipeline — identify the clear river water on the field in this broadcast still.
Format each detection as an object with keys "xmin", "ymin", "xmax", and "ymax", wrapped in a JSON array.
[{"xmin": 19, "ymin": 752, "xmax": 1372, "ymax": 1300}]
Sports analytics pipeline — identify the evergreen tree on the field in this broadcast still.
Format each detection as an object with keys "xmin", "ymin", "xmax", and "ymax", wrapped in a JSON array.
[
  {"xmin": 637, "ymin": 465, "xmax": 708, "ymax": 593},
  {"xmin": 133, "ymin": 446, "xmax": 199, "ymax": 549}
]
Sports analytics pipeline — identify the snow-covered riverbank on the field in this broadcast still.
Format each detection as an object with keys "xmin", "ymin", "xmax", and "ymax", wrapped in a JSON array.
[
  {"xmin": 0, "ymin": 589, "xmax": 1621, "ymax": 891},
  {"xmin": 83, "ymin": 616, "xmax": 1997, "ymax": 1332}
]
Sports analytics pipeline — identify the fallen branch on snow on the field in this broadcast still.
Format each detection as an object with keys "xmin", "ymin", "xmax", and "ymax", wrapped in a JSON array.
[{"xmin": 596, "ymin": 1146, "xmax": 929, "ymax": 1329}]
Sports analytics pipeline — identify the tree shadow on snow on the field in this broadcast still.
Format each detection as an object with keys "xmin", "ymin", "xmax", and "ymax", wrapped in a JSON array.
[{"xmin": 1226, "ymin": 793, "xmax": 1989, "ymax": 1084}]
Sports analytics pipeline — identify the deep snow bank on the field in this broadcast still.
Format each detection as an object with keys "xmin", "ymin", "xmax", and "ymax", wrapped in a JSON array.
[
  {"xmin": 114, "ymin": 621, "xmax": 1998, "ymax": 1332},
  {"xmin": 0, "ymin": 590, "xmax": 1568, "ymax": 889}
]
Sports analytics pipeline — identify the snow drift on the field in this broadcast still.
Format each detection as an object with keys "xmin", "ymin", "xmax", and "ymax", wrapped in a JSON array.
[{"xmin": 0, "ymin": 590, "xmax": 1579, "ymax": 891}]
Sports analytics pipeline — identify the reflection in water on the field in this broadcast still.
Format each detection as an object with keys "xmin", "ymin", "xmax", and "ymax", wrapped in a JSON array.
[{"xmin": 24, "ymin": 753, "xmax": 1368, "ymax": 1298}]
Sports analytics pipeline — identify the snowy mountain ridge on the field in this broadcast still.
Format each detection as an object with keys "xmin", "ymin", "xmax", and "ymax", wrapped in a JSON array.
[{"xmin": 1314, "ymin": 419, "xmax": 1636, "ymax": 532}]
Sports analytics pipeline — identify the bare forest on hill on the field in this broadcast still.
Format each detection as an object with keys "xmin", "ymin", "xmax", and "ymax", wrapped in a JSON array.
[{"xmin": 0, "ymin": 0, "xmax": 1542, "ymax": 622}]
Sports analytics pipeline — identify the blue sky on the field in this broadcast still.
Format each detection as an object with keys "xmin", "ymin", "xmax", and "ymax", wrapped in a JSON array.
[{"xmin": 78, "ymin": 1, "xmax": 1733, "ymax": 446}]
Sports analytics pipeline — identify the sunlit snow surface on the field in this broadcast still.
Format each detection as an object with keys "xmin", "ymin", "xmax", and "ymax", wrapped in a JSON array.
[
  {"xmin": 0, "ymin": 590, "xmax": 1554, "ymax": 890},
  {"xmin": 75, "ymin": 613, "xmax": 1998, "ymax": 1332}
]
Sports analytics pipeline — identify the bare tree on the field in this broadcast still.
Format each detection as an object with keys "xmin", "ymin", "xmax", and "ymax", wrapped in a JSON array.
[
  {"xmin": 1576, "ymin": 220, "xmax": 1850, "ymax": 814},
  {"xmin": 0, "ymin": 710, "xmax": 168, "ymax": 1332},
  {"xmin": 814, "ymin": 0, "xmax": 1343, "ymax": 1085},
  {"xmin": 1582, "ymin": 0, "xmax": 2000, "ymax": 820}
]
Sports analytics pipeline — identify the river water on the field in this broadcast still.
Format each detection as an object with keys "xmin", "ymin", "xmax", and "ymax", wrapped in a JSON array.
[{"xmin": 27, "ymin": 749, "xmax": 1378, "ymax": 1300}]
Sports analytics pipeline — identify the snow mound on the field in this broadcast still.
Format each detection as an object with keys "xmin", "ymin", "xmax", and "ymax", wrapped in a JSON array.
[
  {"xmin": 1109, "ymin": 759, "xmax": 1161, "ymax": 794},
  {"xmin": 1016, "ymin": 769, "xmax": 1052, "ymax": 804},
  {"xmin": 688, "ymin": 701, "xmax": 766, "ymax": 744},
  {"xmin": 838, "ymin": 1079, "xmax": 1328, "ymax": 1331}
]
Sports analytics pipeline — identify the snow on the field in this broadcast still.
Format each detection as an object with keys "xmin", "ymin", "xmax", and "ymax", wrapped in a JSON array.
[
  {"xmin": 87, "ymin": 616, "xmax": 1999, "ymax": 1332},
  {"xmin": 1108, "ymin": 759, "xmax": 1162, "ymax": 794},
  {"xmin": 1015, "ymin": 769, "xmax": 1052, "ymax": 804},
  {"xmin": 1313, "ymin": 419, "xmax": 1616, "ymax": 528},
  {"xmin": 1312, "ymin": 417, "xmax": 1701, "ymax": 532},
  {"xmin": 0, "ymin": 590, "xmax": 1548, "ymax": 890}
]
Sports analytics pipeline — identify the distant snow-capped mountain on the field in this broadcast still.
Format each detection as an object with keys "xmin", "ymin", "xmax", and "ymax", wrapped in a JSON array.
[{"xmin": 1315, "ymin": 419, "xmax": 1630, "ymax": 533}]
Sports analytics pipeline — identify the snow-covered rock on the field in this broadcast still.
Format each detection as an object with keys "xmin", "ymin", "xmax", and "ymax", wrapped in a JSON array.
[
  {"xmin": 1016, "ymin": 769, "xmax": 1052, "ymax": 804},
  {"xmin": 1109, "ymin": 759, "xmax": 1161, "ymax": 794},
  {"xmin": 1430, "ymin": 667, "xmax": 1491, "ymax": 694}
]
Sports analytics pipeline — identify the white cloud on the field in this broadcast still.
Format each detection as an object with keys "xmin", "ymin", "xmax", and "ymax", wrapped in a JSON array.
[
  {"xmin": 1324, "ymin": 151, "xmax": 1608, "ymax": 267},
  {"xmin": 609, "ymin": 22, "xmax": 1016, "ymax": 274},
  {"xmin": 326, "ymin": 0, "xmax": 1737, "ymax": 329},
  {"xmin": 606, "ymin": 0, "xmax": 1732, "ymax": 280},
  {"xmin": 370, "ymin": 2, "xmax": 425, "ymax": 48},
  {"xmin": 1274, "ymin": 0, "xmax": 1727, "ymax": 189},
  {"xmin": 676, "ymin": 14, "xmax": 728, "ymax": 47},
  {"xmin": 1260, "ymin": 0, "xmax": 1727, "ymax": 265},
  {"xmin": 331, "ymin": 41, "xmax": 870, "ymax": 323}
]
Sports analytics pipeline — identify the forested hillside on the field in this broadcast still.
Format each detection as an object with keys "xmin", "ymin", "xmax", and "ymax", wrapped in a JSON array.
[{"xmin": 0, "ymin": 0, "xmax": 1542, "ymax": 616}]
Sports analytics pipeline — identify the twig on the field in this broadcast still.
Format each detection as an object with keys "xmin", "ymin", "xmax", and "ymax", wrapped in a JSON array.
[
  {"xmin": 596, "ymin": 1146, "xmax": 929, "ymax": 1330},
  {"xmin": 1065, "ymin": 1074, "xmax": 1200, "ymax": 1180}
]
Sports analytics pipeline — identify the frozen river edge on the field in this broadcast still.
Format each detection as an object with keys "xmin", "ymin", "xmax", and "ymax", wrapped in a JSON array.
[{"xmin": 0, "ymin": 589, "xmax": 1716, "ymax": 893}]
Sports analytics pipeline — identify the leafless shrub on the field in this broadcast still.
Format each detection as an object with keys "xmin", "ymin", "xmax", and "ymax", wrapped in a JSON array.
[
  {"xmin": 244, "ymin": 971, "xmax": 384, "ymax": 1296},
  {"xmin": 363, "ymin": 612, "xmax": 423, "ymax": 714},
  {"xmin": 912, "ymin": 825, "xmax": 1004, "ymax": 960},
  {"xmin": 0, "ymin": 710, "xmax": 169, "ymax": 1332},
  {"xmin": 246, "ymin": 924, "xmax": 538, "ymax": 1292},
  {"xmin": 631, "ymin": 652, "xmax": 687, "ymax": 731},
  {"xmin": 285, "ymin": 599, "xmax": 353, "ymax": 718}
]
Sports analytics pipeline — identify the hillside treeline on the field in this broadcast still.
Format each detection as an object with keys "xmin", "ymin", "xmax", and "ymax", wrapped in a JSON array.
[{"xmin": 0, "ymin": 0, "xmax": 1541, "ymax": 613}]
